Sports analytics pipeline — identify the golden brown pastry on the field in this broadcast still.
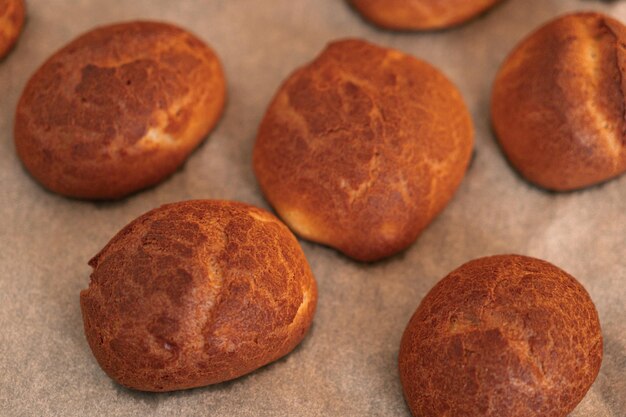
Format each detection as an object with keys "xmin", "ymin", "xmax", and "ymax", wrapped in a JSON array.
[
  {"xmin": 15, "ymin": 21, "xmax": 226, "ymax": 199},
  {"xmin": 253, "ymin": 39, "xmax": 473, "ymax": 262},
  {"xmin": 492, "ymin": 12, "xmax": 626, "ymax": 191},
  {"xmin": 399, "ymin": 255, "xmax": 603, "ymax": 417},
  {"xmin": 80, "ymin": 200, "xmax": 317, "ymax": 392},
  {"xmin": 349, "ymin": 0, "xmax": 502, "ymax": 31},
  {"xmin": 0, "ymin": 0, "xmax": 25, "ymax": 59}
]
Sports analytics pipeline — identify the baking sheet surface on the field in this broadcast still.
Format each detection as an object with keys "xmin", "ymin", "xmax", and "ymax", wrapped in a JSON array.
[{"xmin": 1, "ymin": 1, "xmax": 625, "ymax": 416}]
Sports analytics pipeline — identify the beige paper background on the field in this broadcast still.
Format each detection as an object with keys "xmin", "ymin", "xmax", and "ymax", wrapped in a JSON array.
[{"xmin": 1, "ymin": 0, "xmax": 625, "ymax": 416}]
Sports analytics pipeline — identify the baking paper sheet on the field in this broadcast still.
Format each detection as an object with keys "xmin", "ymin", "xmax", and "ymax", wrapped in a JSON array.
[{"xmin": 1, "ymin": 0, "xmax": 625, "ymax": 415}]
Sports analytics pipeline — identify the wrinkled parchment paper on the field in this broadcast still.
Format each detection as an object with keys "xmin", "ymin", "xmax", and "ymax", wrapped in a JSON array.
[{"xmin": 1, "ymin": 0, "xmax": 625, "ymax": 415}]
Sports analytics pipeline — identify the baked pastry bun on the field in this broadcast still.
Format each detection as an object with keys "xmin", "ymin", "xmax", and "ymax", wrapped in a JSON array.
[
  {"xmin": 349, "ymin": 0, "xmax": 502, "ymax": 31},
  {"xmin": 253, "ymin": 39, "xmax": 473, "ymax": 262},
  {"xmin": 399, "ymin": 254, "xmax": 603, "ymax": 417},
  {"xmin": 15, "ymin": 21, "xmax": 226, "ymax": 199},
  {"xmin": 492, "ymin": 12, "xmax": 626, "ymax": 191},
  {"xmin": 0, "ymin": 0, "xmax": 25, "ymax": 59},
  {"xmin": 80, "ymin": 200, "xmax": 317, "ymax": 392}
]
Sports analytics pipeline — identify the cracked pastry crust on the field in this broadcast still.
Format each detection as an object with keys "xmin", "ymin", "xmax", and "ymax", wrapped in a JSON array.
[
  {"xmin": 80, "ymin": 200, "xmax": 318, "ymax": 392},
  {"xmin": 0, "ymin": 0, "xmax": 24, "ymax": 59},
  {"xmin": 492, "ymin": 12, "xmax": 626, "ymax": 191},
  {"xmin": 348, "ymin": 0, "xmax": 502, "ymax": 31},
  {"xmin": 14, "ymin": 21, "xmax": 226, "ymax": 199},
  {"xmin": 253, "ymin": 39, "xmax": 473, "ymax": 262},
  {"xmin": 399, "ymin": 255, "xmax": 603, "ymax": 417}
]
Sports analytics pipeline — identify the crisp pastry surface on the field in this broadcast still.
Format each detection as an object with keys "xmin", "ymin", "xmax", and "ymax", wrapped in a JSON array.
[
  {"xmin": 14, "ymin": 21, "xmax": 226, "ymax": 199},
  {"xmin": 349, "ymin": 0, "xmax": 501, "ymax": 30},
  {"xmin": 399, "ymin": 254, "xmax": 603, "ymax": 417},
  {"xmin": 492, "ymin": 12, "xmax": 626, "ymax": 190},
  {"xmin": 80, "ymin": 200, "xmax": 317, "ymax": 392},
  {"xmin": 253, "ymin": 39, "xmax": 473, "ymax": 262},
  {"xmin": 0, "ymin": 0, "xmax": 25, "ymax": 58}
]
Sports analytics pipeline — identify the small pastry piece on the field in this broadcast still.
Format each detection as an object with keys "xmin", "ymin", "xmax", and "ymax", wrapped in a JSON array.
[
  {"xmin": 492, "ymin": 12, "xmax": 626, "ymax": 191},
  {"xmin": 348, "ymin": 0, "xmax": 502, "ymax": 31},
  {"xmin": 399, "ymin": 255, "xmax": 603, "ymax": 417},
  {"xmin": 15, "ymin": 21, "xmax": 226, "ymax": 199},
  {"xmin": 253, "ymin": 39, "xmax": 473, "ymax": 262},
  {"xmin": 0, "ymin": 0, "xmax": 25, "ymax": 59},
  {"xmin": 80, "ymin": 200, "xmax": 317, "ymax": 392}
]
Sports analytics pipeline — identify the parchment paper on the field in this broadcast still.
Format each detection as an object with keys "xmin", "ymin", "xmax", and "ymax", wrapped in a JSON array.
[{"xmin": 1, "ymin": 0, "xmax": 625, "ymax": 416}]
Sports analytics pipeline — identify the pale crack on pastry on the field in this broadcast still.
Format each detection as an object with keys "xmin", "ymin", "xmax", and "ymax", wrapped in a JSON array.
[
  {"xmin": 280, "ymin": 85, "xmax": 313, "ymax": 138},
  {"xmin": 139, "ymin": 128, "xmax": 176, "ymax": 148},
  {"xmin": 604, "ymin": 20, "xmax": 626, "ymax": 149},
  {"xmin": 338, "ymin": 149, "xmax": 382, "ymax": 205},
  {"xmin": 577, "ymin": 18, "xmax": 625, "ymax": 165}
]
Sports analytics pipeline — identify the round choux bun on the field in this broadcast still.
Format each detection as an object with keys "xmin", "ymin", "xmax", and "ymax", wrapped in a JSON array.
[
  {"xmin": 253, "ymin": 39, "xmax": 473, "ymax": 262},
  {"xmin": 492, "ymin": 12, "xmax": 626, "ymax": 191},
  {"xmin": 349, "ymin": 0, "xmax": 502, "ymax": 31},
  {"xmin": 0, "ymin": 0, "xmax": 25, "ymax": 59},
  {"xmin": 15, "ymin": 21, "xmax": 226, "ymax": 199},
  {"xmin": 80, "ymin": 200, "xmax": 317, "ymax": 392},
  {"xmin": 399, "ymin": 255, "xmax": 603, "ymax": 417}
]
